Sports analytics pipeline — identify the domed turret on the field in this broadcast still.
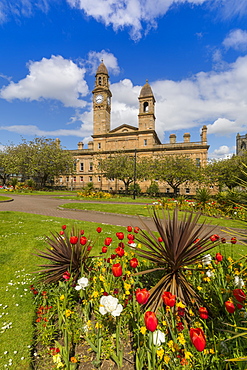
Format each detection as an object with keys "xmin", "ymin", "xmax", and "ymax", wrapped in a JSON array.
[
  {"xmin": 139, "ymin": 80, "xmax": 155, "ymax": 99},
  {"xmin": 96, "ymin": 61, "xmax": 108, "ymax": 75}
]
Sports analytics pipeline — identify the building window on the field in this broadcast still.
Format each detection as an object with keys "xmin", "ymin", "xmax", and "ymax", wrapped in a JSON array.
[
  {"xmin": 73, "ymin": 176, "xmax": 76, "ymax": 182},
  {"xmin": 185, "ymin": 188, "xmax": 190, "ymax": 194},
  {"xmin": 144, "ymin": 139, "xmax": 147, "ymax": 146},
  {"xmin": 59, "ymin": 177, "xmax": 62, "ymax": 183},
  {"xmin": 66, "ymin": 177, "xmax": 69, "ymax": 182},
  {"xmin": 98, "ymin": 143, "xmax": 101, "ymax": 149},
  {"xmin": 166, "ymin": 188, "xmax": 170, "ymax": 193},
  {"xmin": 98, "ymin": 76, "xmax": 102, "ymax": 85},
  {"xmin": 210, "ymin": 185, "xmax": 214, "ymax": 189},
  {"xmin": 89, "ymin": 162, "xmax": 93, "ymax": 171},
  {"xmin": 143, "ymin": 102, "xmax": 149, "ymax": 112},
  {"xmin": 80, "ymin": 176, "xmax": 84, "ymax": 182},
  {"xmin": 98, "ymin": 176, "xmax": 101, "ymax": 182},
  {"xmin": 73, "ymin": 161, "xmax": 77, "ymax": 170},
  {"xmin": 196, "ymin": 158, "xmax": 201, "ymax": 167},
  {"xmin": 80, "ymin": 162, "xmax": 84, "ymax": 171},
  {"xmin": 89, "ymin": 176, "xmax": 93, "ymax": 182}
]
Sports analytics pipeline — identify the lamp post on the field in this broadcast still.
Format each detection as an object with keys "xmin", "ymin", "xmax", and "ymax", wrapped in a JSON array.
[{"xmin": 133, "ymin": 149, "xmax": 137, "ymax": 200}]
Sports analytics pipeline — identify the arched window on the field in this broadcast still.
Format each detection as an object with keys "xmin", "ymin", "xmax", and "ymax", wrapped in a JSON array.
[
  {"xmin": 98, "ymin": 77, "xmax": 102, "ymax": 85},
  {"xmin": 241, "ymin": 141, "xmax": 246, "ymax": 150},
  {"xmin": 143, "ymin": 102, "xmax": 149, "ymax": 112}
]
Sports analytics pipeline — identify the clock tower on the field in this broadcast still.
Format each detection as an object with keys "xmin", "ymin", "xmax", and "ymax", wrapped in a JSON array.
[{"xmin": 92, "ymin": 61, "xmax": 112, "ymax": 135}]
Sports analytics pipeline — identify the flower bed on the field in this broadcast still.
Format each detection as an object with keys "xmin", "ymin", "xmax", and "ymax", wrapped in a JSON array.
[{"xmin": 31, "ymin": 211, "xmax": 247, "ymax": 369}]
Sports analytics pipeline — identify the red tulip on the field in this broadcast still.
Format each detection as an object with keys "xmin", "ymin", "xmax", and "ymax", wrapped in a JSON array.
[
  {"xmin": 210, "ymin": 234, "xmax": 220, "ymax": 242},
  {"xmin": 231, "ymin": 237, "xmax": 237, "ymax": 244},
  {"xmin": 127, "ymin": 226, "xmax": 132, "ymax": 232},
  {"xmin": 199, "ymin": 307, "xmax": 208, "ymax": 319},
  {"xmin": 158, "ymin": 237, "xmax": 163, "ymax": 242},
  {"xmin": 115, "ymin": 246, "xmax": 125, "ymax": 257},
  {"xmin": 144, "ymin": 311, "xmax": 158, "ymax": 332},
  {"xmin": 130, "ymin": 258, "xmax": 138, "ymax": 268},
  {"xmin": 225, "ymin": 301, "xmax": 235, "ymax": 313},
  {"xmin": 127, "ymin": 234, "xmax": 135, "ymax": 240},
  {"xmin": 96, "ymin": 227, "xmax": 102, "ymax": 233},
  {"xmin": 215, "ymin": 253, "xmax": 223, "ymax": 262},
  {"xmin": 60, "ymin": 231, "xmax": 64, "ymax": 235},
  {"xmin": 104, "ymin": 237, "xmax": 112, "ymax": 246},
  {"xmin": 190, "ymin": 328, "xmax": 206, "ymax": 352},
  {"xmin": 221, "ymin": 237, "xmax": 226, "ymax": 243},
  {"xmin": 116, "ymin": 232, "xmax": 124, "ymax": 240},
  {"xmin": 135, "ymin": 288, "xmax": 150, "ymax": 304},
  {"xmin": 87, "ymin": 246, "xmax": 92, "ymax": 251},
  {"xmin": 134, "ymin": 227, "xmax": 140, "ymax": 233},
  {"xmin": 80, "ymin": 236, "xmax": 87, "ymax": 245},
  {"xmin": 63, "ymin": 271, "xmax": 71, "ymax": 281},
  {"xmin": 62, "ymin": 225, "xmax": 67, "ymax": 230},
  {"xmin": 233, "ymin": 289, "xmax": 246, "ymax": 303},
  {"xmin": 70, "ymin": 236, "xmax": 78, "ymax": 245},
  {"xmin": 112, "ymin": 263, "xmax": 122, "ymax": 277},
  {"xmin": 80, "ymin": 230, "xmax": 84, "ymax": 235},
  {"xmin": 162, "ymin": 291, "xmax": 176, "ymax": 307},
  {"xmin": 102, "ymin": 246, "xmax": 107, "ymax": 253}
]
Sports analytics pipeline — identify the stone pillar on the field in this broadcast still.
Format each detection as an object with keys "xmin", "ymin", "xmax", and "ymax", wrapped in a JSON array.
[
  {"xmin": 201, "ymin": 125, "xmax": 207, "ymax": 144},
  {"xmin": 77, "ymin": 141, "xmax": 84, "ymax": 150}
]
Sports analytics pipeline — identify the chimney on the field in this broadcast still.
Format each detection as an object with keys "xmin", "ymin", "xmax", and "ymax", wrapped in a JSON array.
[
  {"xmin": 183, "ymin": 133, "xmax": 191, "ymax": 143},
  {"xmin": 55, "ymin": 138, "xmax": 61, "ymax": 147},
  {"xmin": 169, "ymin": 134, "xmax": 176, "ymax": 144},
  {"xmin": 201, "ymin": 125, "xmax": 207, "ymax": 144},
  {"xmin": 77, "ymin": 141, "xmax": 84, "ymax": 150}
]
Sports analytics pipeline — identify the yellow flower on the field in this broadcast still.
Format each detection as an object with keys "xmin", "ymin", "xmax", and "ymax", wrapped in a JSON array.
[
  {"xmin": 124, "ymin": 283, "xmax": 131, "ymax": 291},
  {"xmin": 209, "ymin": 348, "xmax": 215, "ymax": 354},
  {"xmin": 140, "ymin": 326, "xmax": 147, "ymax": 335},
  {"xmin": 176, "ymin": 301, "xmax": 186, "ymax": 308},
  {"xmin": 91, "ymin": 291, "xmax": 99, "ymax": 298},
  {"xmin": 60, "ymin": 295, "xmax": 65, "ymax": 301},
  {"xmin": 197, "ymin": 286, "xmax": 203, "ymax": 291},
  {"xmin": 99, "ymin": 275, "xmax": 105, "ymax": 281},
  {"xmin": 197, "ymin": 264, "xmax": 203, "ymax": 268},
  {"xmin": 93, "ymin": 276, "xmax": 97, "ymax": 283},
  {"xmin": 203, "ymin": 277, "xmax": 211, "ymax": 282},
  {"xmin": 184, "ymin": 351, "xmax": 193, "ymax": 360},
  {"xmin": 95, "ymin": 322, "xmax": 103, "ymax": 329},
  {"xmin": 126, "ymin": 270, "xmax": 131, "ymax": 276},
  {"xmin": 102, "ymin": 267, "xmax": 106, "ymax": 273},
  {"xmin": 228, "ymin": 257, "xmax": 234, "ymax": 263},
  {"xmin": 162, "ymin": 320, "xmax": 167, "ymax": 326},
  {"xmin": 86, "ymin": 320, "xmax": 91, "ymax": 327},
  {"xmin": 203, "ymin": 349, "xmax": 209, "ymax": 355},
  {"xmin": 189, "ymin": 309, "xmax": 194, "ymax": 316},
  {"xmin": 164, "ymin": 355, "xmax": 170, "ymax": 364},
  {"xmin": 70, "ymin": 357, "xmax": 78, "ymax": 363},
  {"xmin": 177, "ymin": 333, "xmax": 186, "ymax": 345},
  {"xmin": 65, "ymin": 309, "xmax": 73, "ymax": 317},
  {"xmin": 156, "ymin": 348, "xmax": 164, "ymax": 359},
  {"xmin": 137, "ymin": 243, "xmax": 142, "ymax": 249}
]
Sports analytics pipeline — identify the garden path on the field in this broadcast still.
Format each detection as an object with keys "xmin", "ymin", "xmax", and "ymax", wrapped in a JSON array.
[{"xmin": 0, "ymin": 194, "xmax": 245, "ymax": 241}]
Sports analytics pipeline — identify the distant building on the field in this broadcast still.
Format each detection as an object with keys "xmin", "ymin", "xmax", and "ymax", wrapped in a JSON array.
[
  {"xmin": 59, "ymin": 62, "xmax": 209, "ymax": 194},
  {"xmin": 236, "ymin": 133, "xmax": 247, "ymax": 156}
]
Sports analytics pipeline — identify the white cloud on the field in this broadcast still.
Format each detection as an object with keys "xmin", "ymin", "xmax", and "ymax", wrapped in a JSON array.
[
  {"xmin": 66, "ymin": 0, "xmax": 209, "ymax": 41},
  {"xmin": 0, "ymin": 55, "xmax": 89, "ymax": 108},
  {"xmin": 86, "ymin": 50, "xmax": 120, "ymax": 75},
  {"xmin": 214, "ymin": 0, "xmax": 247, "ymax": 19},
  {"xmin": 223, "ymin": 29, "xmax": 247, "ymax": 51},
  {"xmin": 0, "ymin": 124, "xmax": 90, "ymax": 138},
  {"xmin": 207, "ymin": 118, "xmax": 242, "ymax": 136},
  {"xmin": 0, "ymin": 0, "xmax": 49, "ymax": 23},
  {"xmin": 209, "ymin": 145, "xmax": 235, "ymax": 160}
]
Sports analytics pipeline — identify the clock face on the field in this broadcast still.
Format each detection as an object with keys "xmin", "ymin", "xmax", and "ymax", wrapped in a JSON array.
[{"xmin": 95, "ymin": 94, "xmax": 103, "ymax": 103}]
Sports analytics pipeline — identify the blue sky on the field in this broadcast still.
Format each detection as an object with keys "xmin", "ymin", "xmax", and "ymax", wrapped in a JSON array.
[{"xmin": 0, "ymin": 0, "xmax": 247, "ymax": 159}]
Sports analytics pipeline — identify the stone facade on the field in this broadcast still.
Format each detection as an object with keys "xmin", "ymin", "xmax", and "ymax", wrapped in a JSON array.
[
  {"xmin": 236, "ymin": 133, "xmax": 247, "ymax": 156},
  {"xmin": 59, "ymin": 62, "xmax": 209, "ymax": 195}
]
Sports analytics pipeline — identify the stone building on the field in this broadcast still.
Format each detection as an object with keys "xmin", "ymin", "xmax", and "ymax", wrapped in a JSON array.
[
  {"xmin": 59, "ymin": 62, "xmax": 209, "ymax": 194},
  {"xmin": 236, "ymin": 133, "xmax": 247, "ymax": 156}
]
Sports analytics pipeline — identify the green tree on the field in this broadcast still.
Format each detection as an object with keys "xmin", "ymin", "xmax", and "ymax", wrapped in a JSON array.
[
  {"xmin": 0, "ymin": 150, "xmax": 13, "ymax": 185},
  {"xmin": 151, "ymin": 155, "xmax": 200, "ymax": 196},
  {"xmin": 100, "ymin": 152, "xmax": 149, "ymax": 194},
  {"xmin": 3, "ymin": 138, "xmax": 74, "ymax": 188}
]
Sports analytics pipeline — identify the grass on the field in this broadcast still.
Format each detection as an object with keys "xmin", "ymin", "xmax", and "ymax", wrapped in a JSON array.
[
  {"xmin": 59, "ymin": 202, "xmax": 247, "ymax": 229},
  {"xmin": 0, "ymin": 195, "xmax": 12, "ymax": 201}
]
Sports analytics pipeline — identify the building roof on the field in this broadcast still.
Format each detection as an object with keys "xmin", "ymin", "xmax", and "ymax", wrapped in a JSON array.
[
  {"xmin": 96, "ymin": 61, "xmax": 108, "ymax": 75},
  {"xmin": 139, "ymin": 80, "xmax": 154, "ymax": 98}
]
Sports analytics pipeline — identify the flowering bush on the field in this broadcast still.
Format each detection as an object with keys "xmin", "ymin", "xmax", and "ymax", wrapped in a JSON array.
[{"xmin": 32, "ymin": 213, "xmax": 247, "ymax": 369}]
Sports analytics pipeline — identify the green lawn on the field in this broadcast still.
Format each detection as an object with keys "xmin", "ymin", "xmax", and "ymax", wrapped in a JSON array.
[
  {"xmin": 0, "ymin": 195, "xmax": 12, "ymax": 201},
  {"xmin": 60, "ymin": 202, "xmax": 247, "ymax": 229}
]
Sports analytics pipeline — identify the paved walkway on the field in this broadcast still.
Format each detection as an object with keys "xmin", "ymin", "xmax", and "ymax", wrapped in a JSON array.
[{"xmin": 0, "ymin": 194, "xmax": 245, "ymax": 240}]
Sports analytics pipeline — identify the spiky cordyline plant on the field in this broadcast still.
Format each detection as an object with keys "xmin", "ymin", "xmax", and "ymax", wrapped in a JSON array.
[
  {"xmin": 134, "ymin": 208, "xmax": 220, "ymax": 315},
  {"xmin": 35, "ymin": 227, "xmax": 94, "ymax": 284}
]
